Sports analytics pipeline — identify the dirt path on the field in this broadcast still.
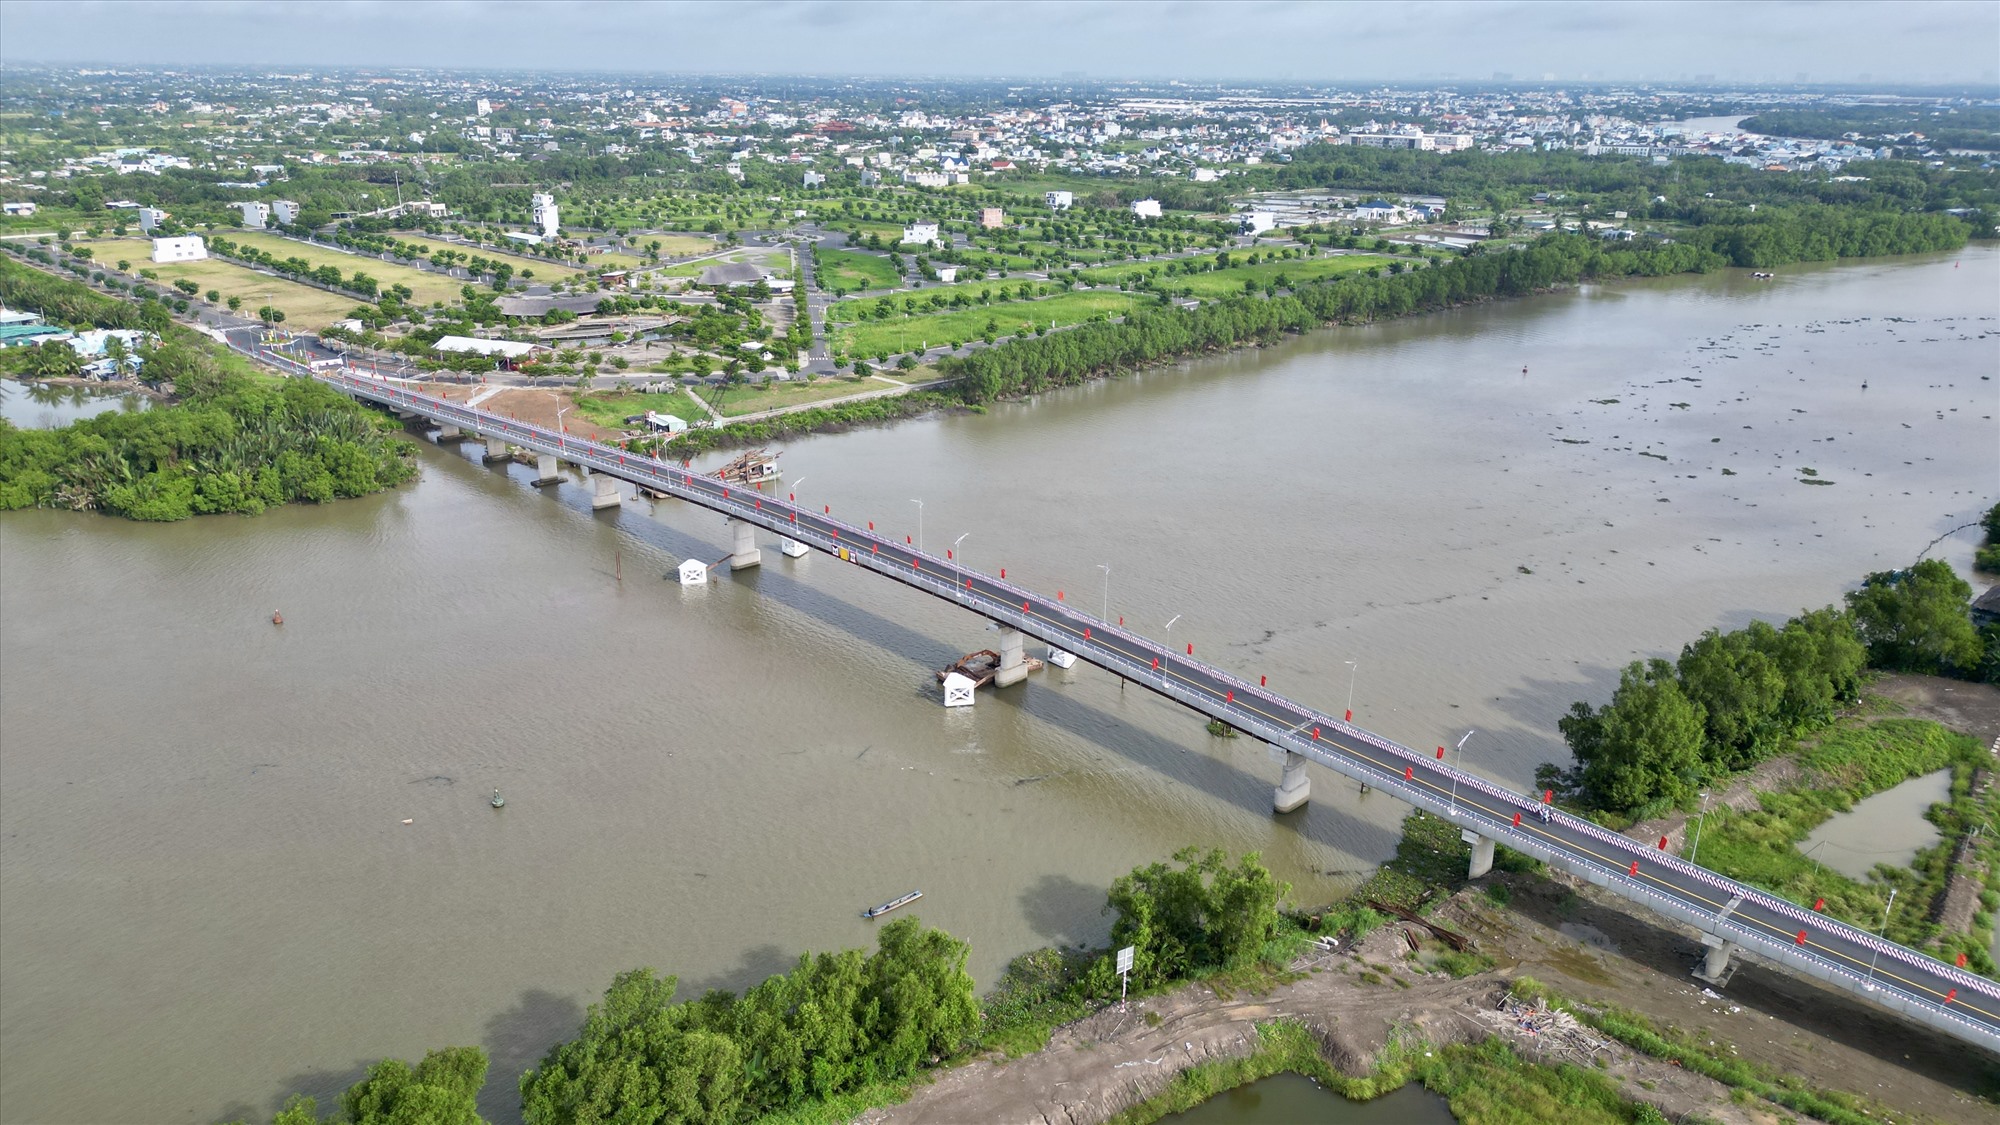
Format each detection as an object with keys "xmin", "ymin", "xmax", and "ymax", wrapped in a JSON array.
[{"xmin": 865, "ymin": 922, "xmax": 1780, "ymax": 1125}]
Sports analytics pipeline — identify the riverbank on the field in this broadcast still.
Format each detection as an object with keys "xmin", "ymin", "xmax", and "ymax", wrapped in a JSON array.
[{"xmin": 861, "ymin": 869, "xmax": 1995, "ymax": 1124}]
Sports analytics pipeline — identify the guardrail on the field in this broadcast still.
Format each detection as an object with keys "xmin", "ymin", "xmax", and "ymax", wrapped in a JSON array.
[{"xmin": 308, "ymin": 368, "xmax": 2000, "ymax": 1054}]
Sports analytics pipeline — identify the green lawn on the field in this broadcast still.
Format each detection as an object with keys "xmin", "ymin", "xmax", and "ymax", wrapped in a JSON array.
[
  {"xmin": 699, "ymin": 377, "xmax": 901, "ymax": 417},
  {"xmin": 1078, "ymin": 252, "xmax": 1395, "ymax": 299},
  {"xmin": 225, "ymin": 231, "xmax": 466, "ymax": 305},
  {"xmin": 818, "ymin": 249, "xmax": 900, "ymax": 292},
  {"xmin": 570, "ymin": 388, "xmax": 694, "ymax": 429},
  {"xmin": 831, "ymin": 290, "xmax": 1148, "ymax": 358},
  {"xmin": 90, "ymin": 238, "xmax": 365, "ymax": 329}
]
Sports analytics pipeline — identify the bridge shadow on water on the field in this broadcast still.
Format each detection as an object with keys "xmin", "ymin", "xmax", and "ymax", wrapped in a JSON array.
[{"xmin": 492, "ymin": 452, "xmax": 1403, "ymax": 864}]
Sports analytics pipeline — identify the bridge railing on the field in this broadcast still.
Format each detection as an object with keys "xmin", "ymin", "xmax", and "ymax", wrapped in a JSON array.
[{"xmin": 317, "ymin": 372, "xmax": 2000, "ymax": 1047}]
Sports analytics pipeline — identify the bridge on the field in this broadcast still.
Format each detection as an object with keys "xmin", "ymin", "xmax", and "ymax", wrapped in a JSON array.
[{"xmin": 308, "ymin": 365, "xmax": 2000, "ymax": 1054}]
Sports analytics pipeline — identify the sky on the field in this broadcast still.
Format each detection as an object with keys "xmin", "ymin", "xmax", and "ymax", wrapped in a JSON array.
[{"xmin": 1, "ymin": 0, "xmax": 1996, "ymax": 87}]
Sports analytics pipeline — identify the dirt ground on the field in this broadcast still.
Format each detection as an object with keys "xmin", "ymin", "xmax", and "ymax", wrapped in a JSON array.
[
  {"xmin": 865, "ymin": 872, "xmax": 1997, "ymax": 1125},
  {"xmin": 864, "ymin": 917, "xmax": 1785, "ymax": 1125},
  {"xmin": 411, "ymin": 381, "xmax": 623, "ymax": 443},
  {"xmin": 1872, "ymin": 672, "xmax": 2000, "ymax": 750}
]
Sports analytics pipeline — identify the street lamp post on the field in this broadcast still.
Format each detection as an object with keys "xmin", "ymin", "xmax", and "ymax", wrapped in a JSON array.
[
  {"xmin": 1865, "ymin": 887, "xmax": 1898, "ymax": 989},
  {"xmin": 1343, "ymin": 660, "xmax": 1359, "ymax": 722},
  {"xmin": 1097, "ymin": 564, "xmax": 1111, "ymax": 622},
  {"xmin": 788, "ymin": 476, "xmax": 805, "ymax": 504},
  {"xmin": 909, "ymin": 498, "xmax": 923, "ymax": 554},
  {"xmin": 1689, "ymin": 791, "xmax": 1712, "ymax": 864},
  {"xmin": 1449, "ymin": 729, "xmax": 1474, "ymax": 814},
  {"xmin": 953, "ymin": 532, "xmax": 970, "ymax": 596},
  {"xmin": 1162, "ymin": 614, "xmax": 1182, "ymax": 685},
  {"xmin": 554, "ymin": 405, "xmax": 570, "ymax": 452},
  {"xmin": 1804, "ymin": 839, "xmax": 1828, "ymax": 884}
]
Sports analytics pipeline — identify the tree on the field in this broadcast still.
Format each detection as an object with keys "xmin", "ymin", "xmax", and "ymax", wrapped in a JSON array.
[
  {"xmin": 226, "ymin": 295, "xmax": 242, "ymax": 312},
  {"xmin": 1099, "ymin": 847, "xmax": 1286, "ymax": 990},
  {"xmin": 1560, "ymin": 659, "xmax": 1708, "ymax": 812},
  {"xmin": 1846, "ymin": 560, "xmax": 1983, "ymax": 674},
  {"xmin": 28, "ymin": 339, "xmax": 82, "ymax": 380},
  {"xmin": 340, "ymin": 1046, "xmax": 490, "ymax": 1125}
]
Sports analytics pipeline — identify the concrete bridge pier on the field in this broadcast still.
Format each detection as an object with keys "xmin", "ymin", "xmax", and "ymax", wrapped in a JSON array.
[
  {"xmin": 993, "ymin": 627, "xmax": 1029, "ymax": 686},
  {"xmin": 1462, "ymin": 829, "xmax": 1496, "ymax": 879},
  {"xmin": 481, "ymin": 434, "xmax": 511, "ymax": 463},
  {"xmin": 531, "ymin": 453, "xmax": 562, "ymax": 487},
  {"xmin": 1272, "ymin": 749, "xmax": 1311, "ymax": 813},
  {"xmin": 588, "ymin": 470, "xmax": 620, "ymax": 510},
  {"xmin": 729, "ymin": 519, "xmax": 761, "ymax": 569},
  {"xmin": 1697, "ymin": 935, "xmax": 1738, "ymax": 983},
  {"xmin": 434, "ymin": 424, "xmax": 464, "ymax": 442}
]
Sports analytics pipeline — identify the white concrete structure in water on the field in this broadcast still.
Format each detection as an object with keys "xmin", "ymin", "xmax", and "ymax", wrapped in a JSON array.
[
  {"xmin": 780, "ymin": 538, "xmax": 809, "ymax": 558},
  {"xmin": 677, "ymin": 558, "xmax": 708, "ymax": 586},
  {"xmin": 149, "ymin": 236, "xmax": 207, "ymax": 263},
  {"xmin": 1045, "ymin": 647, "xmax": 1077, "ymax": 669},
  {"xmin": 942, "ymin": 672, "xmax": 976, "ymax": 708}
]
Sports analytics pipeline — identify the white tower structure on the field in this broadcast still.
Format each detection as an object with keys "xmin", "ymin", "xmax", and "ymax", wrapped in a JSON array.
[{"xmin": 531, "ymin": 193, "xmax": 559, "ymax": 239}]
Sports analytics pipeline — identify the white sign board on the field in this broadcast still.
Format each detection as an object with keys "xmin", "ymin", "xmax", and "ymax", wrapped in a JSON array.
[{"xmin": 1115, "ymin": 945, "xmax": 1134, "ymax": 975}]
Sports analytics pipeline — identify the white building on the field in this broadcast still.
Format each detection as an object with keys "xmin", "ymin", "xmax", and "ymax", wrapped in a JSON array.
[
  {"xmin": 150, "ymin": 235, "xmax": 207, "ymax": 263},
  {"xmin": 1191, "ymin": 168, "xmax": 1221, "ymax": 183},
  {"xmin": 137, "ymin": 207, "xmax": 167, "ymax": 232},
  {"xmin": 935, "ymin": 266, "xmax": 958, "ymax": 283},
  {"xmin": 235, "ymin": 201, "xmax": 270, "ymax": 229},
  {"xmin": 802, "ymin": 171, "xmax": 826, "ymax": 188},
  {"xmin": 531, "ymin": 192, "xmax": 559, "ymax": 239},
  {"xmin": 271, "ymin": 199, "xmax": 301, "ymax": 225},
  {"xmin": 1238, "ymin": 210, "xmax": 1276, "ymax": 235},
  {"xmin": 1130, "ymin": 198, "xmax": 1163, "ymax": 219},
  {"xmin": 432, "ymin": 335, "xmax": 540, "ymax": 361},
  {"xmin": 901, "ymin": 221, "xmax": 941, "ymax": 246},
  {"xmin": 1, "ymin": 202, "xmax": 36, "ymax": 216},
  {"xmin": 1044, "ymin": 190, "xmax": 1072, "ymax": 210},
  {"xmin": 475, "ymin": 98, "xmax": 492, "ymax": 117}
]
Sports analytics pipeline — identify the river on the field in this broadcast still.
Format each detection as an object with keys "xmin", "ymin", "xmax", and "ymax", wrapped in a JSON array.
[{"xmin": 1, "ymin": 249, "xmax": 1994, "ymax": 1124}]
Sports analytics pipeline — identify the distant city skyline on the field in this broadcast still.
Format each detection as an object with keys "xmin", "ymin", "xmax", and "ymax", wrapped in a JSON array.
[{"xmin": 1, "ymin": 0, "xmax": 1996, "ymax": 87}]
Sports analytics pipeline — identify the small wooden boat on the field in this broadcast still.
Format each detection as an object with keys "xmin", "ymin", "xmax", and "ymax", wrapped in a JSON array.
[
  {"xmin": 271, "ymin": 610, "xmax": 284, "ymax": 626},
  {"xmin": 715, "ymin": 448, "xmax": 781, "ymax": 485},
  {"xmin": 863, "ymin": 890, "xmax": 922, "ymax": 919}
]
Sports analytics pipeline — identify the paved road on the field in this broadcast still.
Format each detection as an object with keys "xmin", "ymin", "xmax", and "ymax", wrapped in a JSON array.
[{"xmin": 312, "ymin": 370, "xmax": 2000, "ymax": 1054}]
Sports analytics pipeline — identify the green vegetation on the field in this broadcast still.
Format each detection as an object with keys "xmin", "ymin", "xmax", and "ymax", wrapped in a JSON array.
[
  {"xmin": 226, "ymin": 1045, "xmax": 491, "ymax": 1125},
  {"xmin": 816, "ymin": 248, "xmax": 900, "ymax": 292},
  {"xmin": 1349, "ymin": 809, "xmax": 1536, "ymax": 913},
  {"xmin": 519, "ymin": 916, "xmax": 977, "ymax": 1125},
  {"xmin": 831, "ymin": 289, "xmax": 1146, "ymax": 358},
  {"xmin": 660, "ymin": 389, "xmax": 958, "ymax": 456},
  {"xmin": 1104, "ymin": 1020, "xmax": 1668, "ymax": 1125},
  {"xmin": 1508, "ymin": 978, "xmax": 1931, "ymax": 1125},
  {"xmin": 1739, "ymin": 106, "xmax": 2000, "ymax": 152},
  {"xmin": 1683, "ymin": 717, "xmax": 1995, "ymax": 973},
  {"xmin": 1847, "ymin": 558, "xmax": 1987, "ymax": 677},
  {"xmin": 0, "ymin": 259, "xmax": 416, "ymax": 519},
  {"xmin": 1073, "ymin": 248, "xmax": 1394, "ymax": 300},
  {"xmin": 1978, "ymin": 502, "xmax": 2000, "ymax": 574},
  {"xmin": 568, "ymin": 387, "xmax": 691, "ymax": 429}
]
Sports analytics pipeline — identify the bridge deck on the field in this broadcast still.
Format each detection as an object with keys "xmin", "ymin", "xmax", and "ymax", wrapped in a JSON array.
[{"xmin": 315, "ymin": 368, "xmax": 2000, "ymax": 1054}]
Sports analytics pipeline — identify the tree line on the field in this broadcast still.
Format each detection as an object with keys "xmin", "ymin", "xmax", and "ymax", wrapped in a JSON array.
[
  {"xmin": 228, "ymin": 847, "xmax": 1293, "ymax": 1125},
  {"xmin": 939, "ymin": 211, "xmax": 1969, "ymax": 404},
  {"xmin": 1543, "ymin": 557, "xmax": 1998, "ymax": 818},
  {"xmin": 0, "ymin": 265, "xmax": 416, "ymax": 521}
]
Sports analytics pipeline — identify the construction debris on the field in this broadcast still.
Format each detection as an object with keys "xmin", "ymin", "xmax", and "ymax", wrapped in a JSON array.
[{"xmin": 1475, "ymin": 993, "xmax": 1616, "ymax": 1065}]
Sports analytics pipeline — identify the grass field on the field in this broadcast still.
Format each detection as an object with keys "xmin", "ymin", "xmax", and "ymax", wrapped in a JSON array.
[
  {"xmin": 699, "ymin": 376, "xmax": 901, "ymax": 417},
  {"xmin": 225, "ymin": 232, "xmax": 466, "ymax": 305},
  {"xmin": 569, "ymin": 388, "xmax": 693, "ymax": 429},
  {"xmin": 1076, "ymin": 251, "xmax": 1395, "ymax": 299},
  {"xmin": 830, "ymin": 290, "xmax": 1147, "ymax": 357},
  {"xmin": 818, "ymin": 249, "xmax": 900, "ymax": 292},
  {"xmin": 90, "ymin": 238, "xmax": 362, "ymax": 329},
  {"xmin": 646, "ymin": 234, "xmax": 716, "ymax": 256}
]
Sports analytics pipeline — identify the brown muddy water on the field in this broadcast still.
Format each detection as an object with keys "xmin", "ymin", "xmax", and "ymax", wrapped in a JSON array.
[{"xmin": 1, "ymin": 249, "xmax": 1994, "ymax": 1124}]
